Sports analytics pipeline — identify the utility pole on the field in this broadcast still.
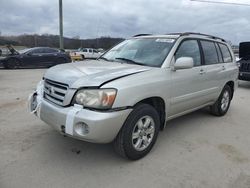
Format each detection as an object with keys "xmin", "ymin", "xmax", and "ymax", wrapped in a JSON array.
[{"xmin": 59, "ymin": 0, "xmax": 64, "ymax": 50}]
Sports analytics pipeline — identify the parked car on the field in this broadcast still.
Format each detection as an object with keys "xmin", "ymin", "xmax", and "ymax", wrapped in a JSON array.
[
  {"xmin": 75, "ymin": 48, "xmax": 102, "ymax": 59},
  {"xmin": 238, "ymin": 42, "xmax": 250, "ymax": 81},
  {"xmin": 1, "ymin": 46, "xmax": 71, "ymax": 69},
  {"xmin": 28, "ymin": 32, "xmax": 238, "ymax": 160}
]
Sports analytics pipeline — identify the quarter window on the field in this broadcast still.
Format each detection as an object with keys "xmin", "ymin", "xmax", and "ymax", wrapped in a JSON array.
[
  {"xmin": 215, "ymin": 43, "xmax": 223, "ymax": 63},
  {"xmin": 200, "ymin": 41, "xmax": 219, "ymax": 65},
  {"xmin": 218, "ymin": 43, "xmax": 232, "ymax": 63},
  {"xmin": 175, "ymin": 40, "xmax": 201, "ymax": 66}
]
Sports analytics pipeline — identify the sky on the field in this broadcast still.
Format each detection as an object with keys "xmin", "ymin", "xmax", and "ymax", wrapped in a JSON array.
[{"xmin": 0, "ymin": 0, "xmax": 250, "ymax": 44}]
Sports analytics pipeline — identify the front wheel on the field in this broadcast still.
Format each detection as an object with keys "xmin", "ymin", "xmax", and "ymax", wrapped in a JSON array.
[
  {"xmin": 210, "ymin": 85, "xmax": 232, "ymax": 116},
  {"xmin": 113, "ymin": 104, "xmax": 160, "ymax": 160},
  {"xmin": 4, "ymin": 58, "xmax": 20, "ymax": 69}
]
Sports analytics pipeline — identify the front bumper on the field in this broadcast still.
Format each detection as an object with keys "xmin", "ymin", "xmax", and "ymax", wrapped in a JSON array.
[
  {"xmin": 239, "ymin": 72, "xmax": 250, "ymax": 81},
  {"xmin": 28, "ymin": 88, "xmax": 132, "ymax": 143}
]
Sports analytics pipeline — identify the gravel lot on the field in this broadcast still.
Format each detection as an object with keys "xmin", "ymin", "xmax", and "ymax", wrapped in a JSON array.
[{"xmin": 1, "ymin": 69, "xmax": 250, "ymax": 188}]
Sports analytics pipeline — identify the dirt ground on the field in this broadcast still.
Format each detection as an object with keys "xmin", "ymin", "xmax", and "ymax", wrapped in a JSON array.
[{"xmin": 0, "ymin": 69, "xmax": 250, "ymax": 188}]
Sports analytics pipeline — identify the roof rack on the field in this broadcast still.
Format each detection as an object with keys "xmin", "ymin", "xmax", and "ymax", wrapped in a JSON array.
[
  {"xmin": 167, "ymin": 32, "xmax": 226, "ymax": 42},
  {"xmin": 133, "ymin": 34, "xmax": 152, "ymax": 37}
]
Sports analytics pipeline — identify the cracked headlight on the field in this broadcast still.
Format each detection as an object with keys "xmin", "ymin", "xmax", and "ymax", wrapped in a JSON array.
[{"xmin": 74, "ymin": 89, "xmax": 117, "ymax": 109}]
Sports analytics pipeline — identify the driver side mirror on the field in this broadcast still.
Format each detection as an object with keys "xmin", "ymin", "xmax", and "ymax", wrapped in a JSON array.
[
  {"xmin": 174, "ymin": 57, "xmax": 194, "ymax": 70},
  {"xmin": 27, "ymin": 52, "xmax": 33, "ymax": 56}
]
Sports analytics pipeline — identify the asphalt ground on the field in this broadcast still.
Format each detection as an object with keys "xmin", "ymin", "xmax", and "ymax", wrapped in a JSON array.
[{"xmin": 1, "ymin": 69, "xmax": 250, "ymax": 188}]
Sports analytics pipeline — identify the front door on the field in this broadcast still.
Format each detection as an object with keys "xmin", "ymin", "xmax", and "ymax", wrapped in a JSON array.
[{"xmin": 169, "ymin": 39, "xmax": 209, "ymax": 117}]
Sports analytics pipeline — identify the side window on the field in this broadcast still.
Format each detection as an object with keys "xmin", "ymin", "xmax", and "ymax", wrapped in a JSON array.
[
  {"xmin": 81, "ymin": 49, "xmax": 88, "ymax": 52},
  {"xmin": 218, "ymin": 43, "xmax": 233, "ymax": 63},
  {"xmin": 89, "ymin": 49, "xmax": 93, "ymax": 53},
  {"xmin": 175, "ymin": 40, "xmax": 201, "ymax": 66},
  {"xmin": 31, "ymin": 49, "xmax": 44, "ymax": 54},
  {"xmin": 200, "ymin": 41, "xmax": 219, "ymax": 65},
  {"xmin": 215, "ymin": 43, "xmax": 223, "ymax": 63},
  {"xmin": 45, "ymin": 48, "xmax": 58, "ymax": 53}
]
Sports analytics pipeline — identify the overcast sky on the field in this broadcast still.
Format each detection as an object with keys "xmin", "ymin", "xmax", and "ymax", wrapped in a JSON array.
[{"xmin": 0, "ymin": 0, "xmax": 250, "ymax": 44}]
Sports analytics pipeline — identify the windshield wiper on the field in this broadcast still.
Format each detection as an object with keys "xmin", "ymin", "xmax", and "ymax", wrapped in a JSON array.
[
  {"xmin": 115, "ymin": 57, "xmax": 144, "ymax": 66},
  {"xmin": 98, "ymin": 56, "xmax": 111, "ymax": 61}
]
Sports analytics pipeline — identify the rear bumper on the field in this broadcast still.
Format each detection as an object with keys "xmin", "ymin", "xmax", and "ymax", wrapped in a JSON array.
[{"xmin": 239, "ymin": 72, "xmax": 250, "ymax": 81}]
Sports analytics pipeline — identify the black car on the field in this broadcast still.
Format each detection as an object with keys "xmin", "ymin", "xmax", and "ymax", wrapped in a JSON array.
[
  {"xmin": 238, "ymin": 42, "xmax": 250, "ymax": 81},
  {"xmin": 0, "ymin": 46, "xmax": 71, "ymax": 69}
]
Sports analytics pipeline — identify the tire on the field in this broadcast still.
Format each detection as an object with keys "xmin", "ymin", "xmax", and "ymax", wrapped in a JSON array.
[
  {"xmin": 4, "ymin": 58, "xmax": 20, "ymax": 69},
  {"xmin": 113, "ymin": 103, "xmax": 160, "ymax": 160},
  {"xmin": 81, "ymin": 55, "xmax": 85, "ymax": 60},
  {"xmin": 210, "ymin": 85, "xmax": 232, "ymax": 116}
]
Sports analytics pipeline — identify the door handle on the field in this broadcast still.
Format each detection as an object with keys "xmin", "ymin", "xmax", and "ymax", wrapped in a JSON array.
[{"xmin": 199, "ymin": 69, "xmax": 206, "ymax": 75}]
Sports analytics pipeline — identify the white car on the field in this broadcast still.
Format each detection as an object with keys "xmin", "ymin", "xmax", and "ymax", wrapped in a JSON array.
[
  {"xmin": 75, "ymin": 48, "xmax": 101, "ymax": 59},
  {"xmin": 29, "ymin": 32, "xmax": 238, "ymax": 160}
]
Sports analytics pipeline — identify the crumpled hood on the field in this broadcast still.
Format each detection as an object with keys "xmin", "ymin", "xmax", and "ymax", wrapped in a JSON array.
[{"xmin": 44, "ymin": 60, "xmax": 152, "ymax": 88}]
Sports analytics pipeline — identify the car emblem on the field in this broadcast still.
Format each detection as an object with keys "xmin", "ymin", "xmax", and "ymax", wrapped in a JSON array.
[{"xmin": 47, "ymin": 86, "xmax": 53, "ymax": 94}]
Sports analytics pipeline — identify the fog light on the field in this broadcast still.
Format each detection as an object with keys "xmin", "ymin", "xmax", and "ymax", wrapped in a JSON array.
[{"xmin": 74, "ymin": 122, "xmax": 89, "ymax": 136}]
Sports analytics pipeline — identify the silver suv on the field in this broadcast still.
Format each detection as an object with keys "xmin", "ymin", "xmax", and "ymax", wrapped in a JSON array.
[{"xmin": 28, "ymin": 32, "xmax": 238, "ymax": 160}]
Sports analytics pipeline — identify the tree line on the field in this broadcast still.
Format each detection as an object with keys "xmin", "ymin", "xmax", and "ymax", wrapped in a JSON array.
[{"xmin": 0, "ymin": 34, "xmax": 124, "ymax": 50}]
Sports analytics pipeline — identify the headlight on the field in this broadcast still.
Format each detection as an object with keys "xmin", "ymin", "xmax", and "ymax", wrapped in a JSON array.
[{"xmin": 74, "ymin": 89, "xmax": 117, "ymax": 109}]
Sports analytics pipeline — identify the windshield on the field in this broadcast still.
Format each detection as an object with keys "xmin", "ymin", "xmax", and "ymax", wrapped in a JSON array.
[
  {"xmin": 19, "ymin": 48, "xmax": 31, "ymax": 54},
  {"xmin": 101, "ymin": 38, "xmax": 175, "ymax": 67}
]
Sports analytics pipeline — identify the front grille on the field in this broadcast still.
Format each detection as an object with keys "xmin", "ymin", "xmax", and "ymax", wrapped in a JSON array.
[
  {"xmin": 240, "ymin": 61, "xmax": 250, "ymax": 72},
  {"xmin": 44, "ymin": 79, "xmax": 68, "ymax": 106}
]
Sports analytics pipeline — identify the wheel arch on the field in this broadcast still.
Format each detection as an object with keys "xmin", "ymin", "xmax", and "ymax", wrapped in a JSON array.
[
  {"xmin": 134, "ymin": 97, "xmax": 166, "ymax": 130},
  {"xmin": 3, "ymin": 57, "xmax": 21, "ymax": 68},
  {"xmin": 225, "ymin": 81, "xmax": 234, "ymax": 100}
]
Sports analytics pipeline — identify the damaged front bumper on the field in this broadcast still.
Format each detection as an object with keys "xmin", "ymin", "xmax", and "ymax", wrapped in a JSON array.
[{"xmin": 28, "ymin": 81, "xmax": 132, "ymax": 143}]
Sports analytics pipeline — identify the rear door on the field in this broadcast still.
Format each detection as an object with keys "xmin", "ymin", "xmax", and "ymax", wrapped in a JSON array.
[
  {"xmin": 169, "ymin": 39, "xmax": 210, "ymax": 116},
  {"xmin": 88, "ymin": 49, "xmax": 93, "ymax": 58},
  {"xmin": 199, "ymin": 40, "xmax": 226, "ymax": 100},
  {"xmin": 42, "ymin": 48, "xmax": 59, "ymax": 66},
  {"xmin": 218, "ymin": 43, "xmax": 236, "ymax": 84}
]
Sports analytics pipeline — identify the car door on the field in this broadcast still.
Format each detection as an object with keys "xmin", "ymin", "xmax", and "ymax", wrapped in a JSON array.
[
  {"xmin": 42, "ymin": 48, "xmax": 59, "ymax": 66},
  {"xmin": 21, "ymin": 48, "xmax": 45, "ymax": 67},
  {"xmin": 88, "ymin": 49, "xmax": 93, "ymax": 58},
  {"xmin": 169, "ymin": 39, "xmax": 211, "ymax": 116},
  {"xmin": 199, "ymin": 40, "xmax": 224, "ymax": 100},
  {"xmin": 93, "ymin": 49, "xmax": 99, "ymax": 58}
]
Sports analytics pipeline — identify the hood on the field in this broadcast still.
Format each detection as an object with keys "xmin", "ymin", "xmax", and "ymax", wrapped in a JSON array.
[
  {"xmin": 6, "ymin": 45, "xmax": 19, "ymax": 55},
  {"xmin": 44, "ymin": 60, "xmax": 152, "ymax": 88},
  {"xmin": 239, "ymin": 42, "xmax": 250, "ymax": 59}
]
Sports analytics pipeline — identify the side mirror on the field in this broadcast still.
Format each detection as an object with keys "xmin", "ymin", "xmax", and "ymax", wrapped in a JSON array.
[{"xmin": 174, "ymin": 57, "xmax": 194, "ymax": 70}]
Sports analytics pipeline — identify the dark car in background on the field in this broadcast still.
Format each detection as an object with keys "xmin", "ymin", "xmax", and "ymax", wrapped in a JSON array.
[
  {"xmin": 238, "ymin": 42, "xmax": 250, "ymax": 81},
  {"xmin": 0, "ymin": 46, "xmax": 71, "ymax": 69}
]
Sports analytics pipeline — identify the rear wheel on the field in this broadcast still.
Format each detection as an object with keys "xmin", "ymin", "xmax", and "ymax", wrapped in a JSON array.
[
  {"xmin": 4, "ymin": 58, "xmax": 20, "ymax": 69},
  {"xmin": 210, "ymin": 85, "xmax": 232, "ymax": 116},
  {"xmin": 113, "ymin": 103, "xmax": 160, "ymax": 160},
  {"xmin": 81, "ymin": 55, "xmax": 85, "ymax": 60}
]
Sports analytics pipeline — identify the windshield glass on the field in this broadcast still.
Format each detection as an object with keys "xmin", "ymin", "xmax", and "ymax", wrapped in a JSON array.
[
  {"xmin": 101, "ymin": 38, "xmax": 175, "ymax": 67},
  {"xmin": 19, "ymin": 49, "xmax": 31, "ymax": 54}
]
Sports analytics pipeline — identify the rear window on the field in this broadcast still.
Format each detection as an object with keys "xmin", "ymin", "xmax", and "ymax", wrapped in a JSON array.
[
  {"xmin": 200, "ymin": 41, "xmax": 219, "ymax": 65},
  {"xmin": 218, "ymin": 43, "xmax": 232, "ymax": 63}
]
